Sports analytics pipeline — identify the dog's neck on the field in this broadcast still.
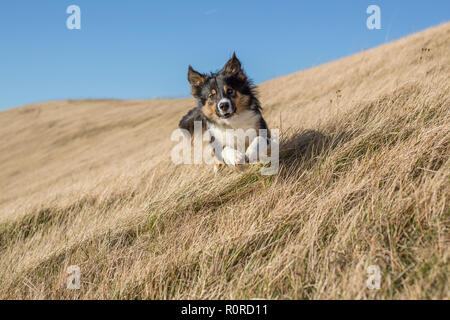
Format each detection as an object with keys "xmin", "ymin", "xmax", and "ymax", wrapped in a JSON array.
[{"xmin": 217, "ymin": 110, "xmax": 260, "ymax": 130}]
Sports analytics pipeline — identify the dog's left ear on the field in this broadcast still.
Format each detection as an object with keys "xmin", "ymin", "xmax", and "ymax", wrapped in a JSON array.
[
  {"xmin": 223, "ymin": 52, "xmax": 241, "ymax": 74},
  {"xmin": 222, "ymin": 53, "xmax": 246, "ymax": 80}
]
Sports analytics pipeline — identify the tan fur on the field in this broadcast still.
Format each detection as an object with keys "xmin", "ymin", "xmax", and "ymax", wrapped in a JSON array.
[
  {"xmin": 201, "ymin": 98, "xmax": 219, "ymax": 121},
  {"xmin": 232, "ymin": 91, "xmax": 252, "ymax": 115}
]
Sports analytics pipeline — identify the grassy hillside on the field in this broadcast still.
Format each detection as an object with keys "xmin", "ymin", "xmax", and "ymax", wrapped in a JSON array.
[{"xmin": 0, "ymin": 23, "xmax": 448, "ymax": 299}]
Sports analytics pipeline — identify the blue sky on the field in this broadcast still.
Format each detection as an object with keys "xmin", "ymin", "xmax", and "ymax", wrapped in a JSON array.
[{"xmin": 0, "ymin": 1, "xmax": 449, "ymax": 111}]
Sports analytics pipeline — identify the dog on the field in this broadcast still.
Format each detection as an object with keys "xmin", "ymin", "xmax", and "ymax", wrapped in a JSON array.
[{"xmin": 179, "ymin": 53, "xmax": 270, "ymax": 172}]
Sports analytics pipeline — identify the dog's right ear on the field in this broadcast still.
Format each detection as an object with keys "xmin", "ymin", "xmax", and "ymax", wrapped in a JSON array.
[{"xmin": 188, "ymin": 66, "xmax": 206, "ymax": 97}]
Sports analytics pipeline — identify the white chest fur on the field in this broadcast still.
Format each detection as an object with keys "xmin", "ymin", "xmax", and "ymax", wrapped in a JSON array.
[
  {"xmin": 208, "ymin": 110, "xmax": 261, "ymax": 149},
  {"xmin": 206, "ymin": 110, "xmax": 270, "ymax": 167},
  {"xmin": 218, "ymin": 110, "xmax": 261, "ymax": 130}
]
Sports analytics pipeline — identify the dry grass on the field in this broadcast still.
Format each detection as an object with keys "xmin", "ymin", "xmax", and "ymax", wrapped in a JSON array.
[{"xmin": 0, "ymin": 23, "xmax": 449, "ymax": 299}]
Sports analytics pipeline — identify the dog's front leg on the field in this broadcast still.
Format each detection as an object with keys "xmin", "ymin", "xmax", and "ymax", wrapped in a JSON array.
[
  {"xmin": 209, "ymin": 144, "xmax": 224, "ymax": 174},
  {"xmin": 222, "ymin": 146, "xmax": 247, "ymax": 166},
  {"xmin": 246, "ymin": 136, "xmax": 270, "ymax": 164}
]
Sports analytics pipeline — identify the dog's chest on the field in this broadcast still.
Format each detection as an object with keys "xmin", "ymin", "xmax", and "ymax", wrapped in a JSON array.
[{"xmin": 208, "ymin": 111, "xmax": 260, "ymax": 149}]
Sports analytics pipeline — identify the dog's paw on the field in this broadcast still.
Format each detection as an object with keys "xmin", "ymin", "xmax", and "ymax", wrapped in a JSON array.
[
  {"xmin": 246, "ymin": 136, "xmax": 270, "ymax": 163},
  {"xmin": 213, "ymin": 163, "xmax": 223, "ymax": 175},
  {"xmin": 222, "ymin": 147, "xmax": 247, "ymax": 165}
]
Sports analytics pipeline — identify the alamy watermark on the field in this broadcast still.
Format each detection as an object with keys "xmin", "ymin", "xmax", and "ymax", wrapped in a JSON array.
[
  {"xmin": 171, "ymin": 122, "xmax": 280, "ymax": 175},
  {"xmin": 66, "ymin": 265, "xmax": 81, "ymax": 290},
  {"xmin": 366, "ymin": 5, "xmax": 381, "ymax": 30},
  {"xmin": 366, "ymin": 265, "xmax": 381, "ymax": 290},
  {"xmin": 66, "ymin": 5, "xmax": 81, "ymax": 30}
]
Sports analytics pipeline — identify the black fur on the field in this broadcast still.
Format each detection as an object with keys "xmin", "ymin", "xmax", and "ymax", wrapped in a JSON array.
[{"xmin": 178, "ymin": 106, "xmax": 207, "ymax": 136}]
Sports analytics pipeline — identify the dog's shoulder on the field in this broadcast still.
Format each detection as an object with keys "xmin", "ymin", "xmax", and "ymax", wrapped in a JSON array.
[{"xmin": 178, "ymin": 106, "xmax": 208, "ymax": 135}]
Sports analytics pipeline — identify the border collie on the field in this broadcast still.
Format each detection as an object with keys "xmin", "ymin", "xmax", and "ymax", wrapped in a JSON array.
[{"xmin": 179, "ymin": 53, "xmax": 270, "ymax": 172}]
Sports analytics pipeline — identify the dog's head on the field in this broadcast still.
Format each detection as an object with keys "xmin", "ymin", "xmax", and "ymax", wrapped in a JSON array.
[{"xmin": 187, "ymin": 53, "xmax": 256, "ymax": 123}]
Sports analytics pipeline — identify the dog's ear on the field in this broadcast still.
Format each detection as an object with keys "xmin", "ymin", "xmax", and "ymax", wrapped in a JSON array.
[
  {"xmin": 188, "ymin": 66, "xmax": 206, "ymax": 97},
  {"xmin": 222, "ymin": 52, "xmax": 246, "ymax": 81},
  {"xmin": 223, "ymin": 52, "xmax": 242, "ymax": 74}
]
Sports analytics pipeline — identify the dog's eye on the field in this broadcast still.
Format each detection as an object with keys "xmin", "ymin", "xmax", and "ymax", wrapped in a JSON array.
[
  {"xmin": 227, "ymin": 88, "xmax": 234, "ymax": 95},
  {"xmin": 208, "ymin": 92, "xmax": 216, "ymax": 99}
]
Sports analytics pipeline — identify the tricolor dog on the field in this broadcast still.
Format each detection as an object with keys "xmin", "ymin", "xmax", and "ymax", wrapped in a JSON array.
[{"xmin": 179, "ymin": 53, "xmax": 271, "ymax": 172}]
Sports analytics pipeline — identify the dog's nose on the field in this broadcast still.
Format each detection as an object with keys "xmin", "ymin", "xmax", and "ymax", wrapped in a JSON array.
[{"xmin": 218, "ymin": 101, "xmax": 230, "ymax": 111}]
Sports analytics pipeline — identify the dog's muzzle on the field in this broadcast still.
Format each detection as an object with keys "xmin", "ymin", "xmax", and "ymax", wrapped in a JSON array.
[{"xmin": 217, "ymin": 98, "xmax": 234, "ymax": 119}]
